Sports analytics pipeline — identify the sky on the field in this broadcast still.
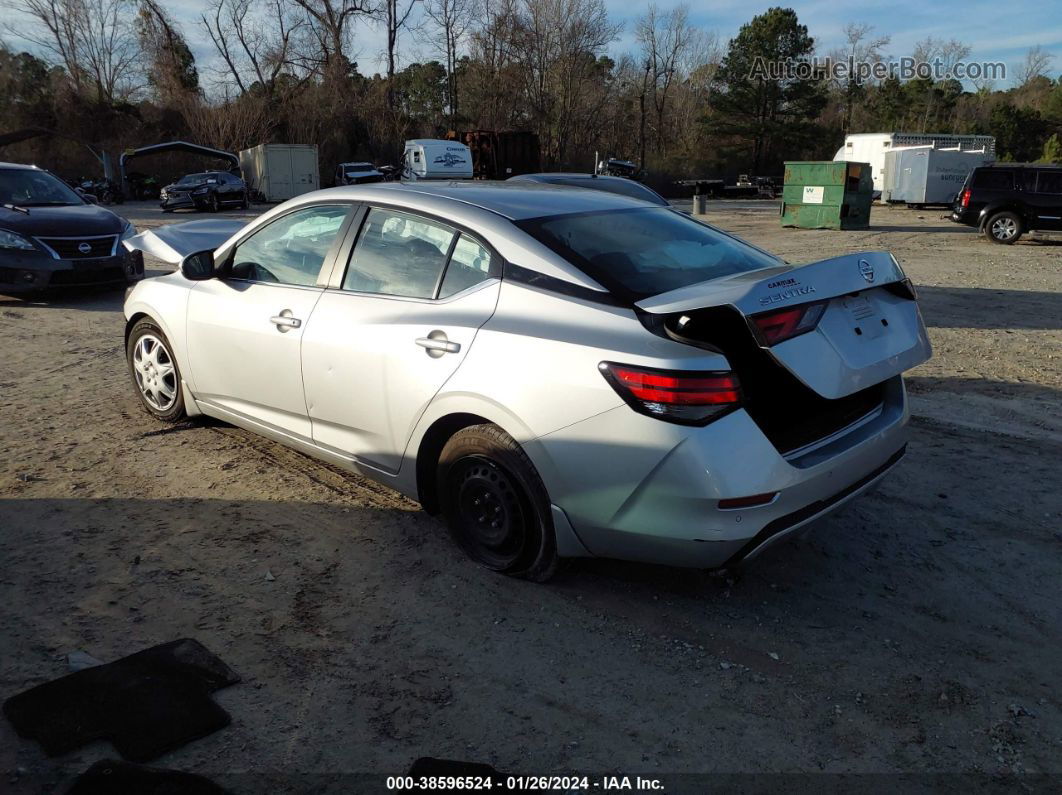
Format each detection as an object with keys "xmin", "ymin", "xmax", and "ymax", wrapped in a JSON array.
[{"xmin": 5, "ymin": 0, "xmax": 1061, "ymax": 88}]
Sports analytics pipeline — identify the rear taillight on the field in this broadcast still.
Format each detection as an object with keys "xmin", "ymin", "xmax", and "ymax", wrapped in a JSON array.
[
  {"xmin": 599, "ymin": 362, "xmax": 741, "ymax": 425},
  {"xmin": 960, "ymin": 188, "xmax": 971, "ymax": 207},
  {"xmin": 750, "ymin": 301, "xmax": 826, "ymax": 346}
]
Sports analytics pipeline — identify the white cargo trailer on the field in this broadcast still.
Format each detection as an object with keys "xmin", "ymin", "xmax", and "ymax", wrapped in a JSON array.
[
  {"xmin": 881, "ymin": 145, "xmax": 995, "ymax": 206},
  {"xmin": 834, "ymin": 133, "xmax": 996, "ymax": 196},
  {"xmin": 239, "ymin": 143, "xmax": 320, "ymax": 202},
  {"xmin": 402, "ymin": 139, "xmax": 473, "ymax": 180}
]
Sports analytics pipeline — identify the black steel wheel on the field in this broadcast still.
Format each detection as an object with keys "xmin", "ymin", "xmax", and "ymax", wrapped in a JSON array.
[{"xmin": 438, "ymin": 424, "xmax": 558, "ymax": 581}]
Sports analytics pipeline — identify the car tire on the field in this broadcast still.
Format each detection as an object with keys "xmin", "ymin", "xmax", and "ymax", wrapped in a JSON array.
[
  {"xmin": 208, "ymin": 192, "xmax": 220, "ymax": 213},
  {"xmin": 985, "ymin": 211, "xmax": 1022, "ymax": 244},
  {"xmin": 127, "ymin": 318, "xmax": 186, "ymax": 423},
  {"xmin": 161, "ymin": 207, "xmax": 173, "ymax": 213},
  {"xmin": 240, "ymin": 193, "xmax": 248, "ymax": 209},
  {"xmin": 437, "ymin": 424, "xmax": 558, "ymax": 582}
]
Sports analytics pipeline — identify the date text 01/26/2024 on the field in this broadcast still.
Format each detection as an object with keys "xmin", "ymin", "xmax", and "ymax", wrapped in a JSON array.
[{"xmin": 386, "ymin": 775, "xmax": 665, "ymax": 791}]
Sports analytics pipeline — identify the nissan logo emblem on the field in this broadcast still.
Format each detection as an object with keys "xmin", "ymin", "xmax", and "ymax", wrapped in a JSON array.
[
  {"xmin": 77, "ymin": 242, "xmax": 92, "ymax": 254},
  {"xmin": 858, "ymin": 259, "xmax": 874, "ymax": 283}
]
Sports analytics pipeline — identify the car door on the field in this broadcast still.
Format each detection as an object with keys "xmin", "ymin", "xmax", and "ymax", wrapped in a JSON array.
[
  {"xmin": 302, "ymin": 206, "xmax": 501, "ymax": 473},
  {"xmin": 185, "ymin": 204, "xmax": 353, "ymax": 441},
  {"xmin": 1030, "ymin": 170, "xmax": 1062, "ymax": 230}
]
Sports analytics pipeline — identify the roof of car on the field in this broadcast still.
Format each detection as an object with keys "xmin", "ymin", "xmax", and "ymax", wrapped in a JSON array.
[
  {"xmin": 513, "ymin": 173, "xmax": 631, "ymax": 182},
  {"xmin": 335, "ymin": 180, "xmax": 656, "ymax": 220}
]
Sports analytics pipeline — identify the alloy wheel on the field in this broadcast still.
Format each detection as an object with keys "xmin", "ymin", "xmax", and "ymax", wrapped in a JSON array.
[
  {"xmin": 991, "ymin": 216, "xmax": 1017, "ymax": 240},
  {"xmin": 132, "ymin": 334, "xmax": 178, "ymax": 411}
]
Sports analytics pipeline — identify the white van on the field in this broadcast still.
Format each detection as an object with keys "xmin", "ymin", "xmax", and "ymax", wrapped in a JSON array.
[{"xmin": 403, "ymin": 139, "xmax": 473, "ymax": 180}]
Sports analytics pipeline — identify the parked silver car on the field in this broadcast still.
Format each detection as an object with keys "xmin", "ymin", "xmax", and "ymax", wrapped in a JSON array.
[{"xmin": 122, "ymin": 182, "xmax": 931, "ymax": 580}]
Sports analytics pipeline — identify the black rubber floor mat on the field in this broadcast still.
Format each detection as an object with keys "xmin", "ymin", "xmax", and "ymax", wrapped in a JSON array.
[
  {"xmin": 67, "ymin": 760, "xmax": 227, "ymax": 795},
  {"xmin": 3, "ymin": 638, "xmax": 239, "ymax": 762}
]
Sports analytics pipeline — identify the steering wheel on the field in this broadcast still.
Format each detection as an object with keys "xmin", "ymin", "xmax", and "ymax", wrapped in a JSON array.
[{"xmin": 232, "ymin": 260, "xmax": 279, "ymax": 283}]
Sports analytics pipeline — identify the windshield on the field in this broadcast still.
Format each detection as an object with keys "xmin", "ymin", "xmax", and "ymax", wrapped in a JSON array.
[
  {"xmin": 518, "ymin": 207, "xmax": 781, "ymax": 300},
  {"xmin": 345, "ymin": 164, "xmax": 375, "ymax": 174},
  {"xmin": 0, "ymin": 168, "xmax": 84, "ymax": 207},
  {"xmin": 176, "ymin": 173, "xmax": 215, "ymax": 185}
]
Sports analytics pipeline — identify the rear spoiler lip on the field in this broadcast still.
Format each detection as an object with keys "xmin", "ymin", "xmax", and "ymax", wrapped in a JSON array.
[
  {"xmin": 635, "ymin": 251, "xmax": 906, "ymax": 316},
  {"xmin": 122, "ymin": 219, "xmax": 248, "ymax": 264}
]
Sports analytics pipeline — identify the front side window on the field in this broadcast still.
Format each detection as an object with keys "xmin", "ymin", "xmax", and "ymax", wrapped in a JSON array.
[
  {"xmin": 519, "ymin": 207, "xmax": 780, "ymax": 300},
  {"xmin": 229, "ymin": 205, "xmax": 348, "ymax": 286},
  {"xmin": 343, "ymin": 208, "xmax": 455, "ymax": 298}
]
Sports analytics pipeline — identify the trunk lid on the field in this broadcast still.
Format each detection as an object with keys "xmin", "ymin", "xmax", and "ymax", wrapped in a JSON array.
[{"xmin": 638, "ymin": 251, "xmax": 932, "ymax": 400}]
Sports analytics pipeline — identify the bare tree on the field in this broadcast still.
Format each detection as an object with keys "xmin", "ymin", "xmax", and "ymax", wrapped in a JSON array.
[
  {"xmin": 511, "ymin": 0, "xmax": 620, "ymax": 166},
  {"xmin": 289, "ymin": 0, "xmax": 373, "ymax": 81},
  {"xmin": 424, "ymin": 0, "xmax": 475, "ymax": 119},
  {"xmin": 1017, "ymin": 45, "xmax": 1054, "ymax": 87},
  {"xmin": 636, "ymin": 3, "xmax": 696, "ymax": 158},
  {"xmin": 201, "ymin": 0, "xmax": 306, "ymax": 98},
  {"xmin": 829, "ymin": 22, "xmax": 889, "ymax": 133},
  {"xmin": 379, "ymin": 0, "xmax": 419, "ymax": 108},
  {"xmin": 9, "ymin": 0, "xmax": 142, "ymax": 103}
]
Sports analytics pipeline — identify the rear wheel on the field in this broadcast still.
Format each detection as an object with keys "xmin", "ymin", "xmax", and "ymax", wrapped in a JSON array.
[
  {"xmin": 437, "ymin": 424, "xmax": 558, "ymax": 581},
  {"xmin": 127, "ymin": 319, "xmax": 186, "ymax": 423},
  {"xmin": 985, "ymin": 211, "xmax": 1022, "ymax": 244},
  {"xmin": 208, "ymin": 192, "xmax": 220, "ymax": 212}
]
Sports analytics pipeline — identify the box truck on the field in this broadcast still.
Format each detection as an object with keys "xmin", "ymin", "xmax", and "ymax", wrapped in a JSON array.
[
  {"xmin": 402, "ymin": 139, "xmax": 473, "ymax": 180},
  {"xmin": 239, "ymin": 143, "xmax": 320, "ymax": 202},
  {"xmin": 834, "ymin": 133, "xmax": 996, "ymax": 196}
]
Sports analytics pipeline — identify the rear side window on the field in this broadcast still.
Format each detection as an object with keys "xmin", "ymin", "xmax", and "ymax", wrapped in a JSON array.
[
  {"xmin": 972, "ymin": 170, "xmax": 1014, "ymax": 190},
  {"xmin": 1035, "ymin": 171, "xmax": 1062, "ymax": 194},
  {"xmin": 439, "ymin": 235, "xmax": 495, "ymax": 298},
  {"xmin": 343, "ymin": 208, "xmax": 455, "ymax": 298}
]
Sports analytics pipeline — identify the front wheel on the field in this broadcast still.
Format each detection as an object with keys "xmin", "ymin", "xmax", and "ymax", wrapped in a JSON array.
[
  {"xmin": 207, "ymin": 192, "xmax": 220, "ymax": 212},
  {"xmin": 437, "ymin": 424, "xmax": 558, "ymax": 581},
  {"xmin": 985, "ymin": 211, "xmax": 1022, "ymax": 244},
  {"xmin": 127, "ymin": 319, "xmax": 186, "ymax": 422}
]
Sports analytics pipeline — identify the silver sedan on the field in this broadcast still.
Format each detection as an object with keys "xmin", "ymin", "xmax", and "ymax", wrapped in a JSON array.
[{"xmin": 122, "ymin": 182, "xmax": 931, "ymax": 580}]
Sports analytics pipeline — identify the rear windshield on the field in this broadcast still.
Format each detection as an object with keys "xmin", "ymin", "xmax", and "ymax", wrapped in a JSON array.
[
  {"xmin": 518, "ymin": 207, "xmax": 781, "ymax": 300},
  {"xmin": 971, "ymin": 169, "xmax": 1014, "ymax": 190}
]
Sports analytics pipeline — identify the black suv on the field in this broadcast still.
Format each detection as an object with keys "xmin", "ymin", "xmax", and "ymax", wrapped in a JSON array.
[
  {"xmin": 951, "ymin": 163, "xmax": 1062, "ymax": 244},
  {"xmin": 160, "ymin": 171, "xmax": 248, "ymax": 213}
]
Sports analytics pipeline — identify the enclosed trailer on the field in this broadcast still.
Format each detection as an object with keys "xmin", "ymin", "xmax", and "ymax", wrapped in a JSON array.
[
  {"xmin": 402, "ymin": 139, "xmax": 473, "ymax": 180},
  {"xmin": 239, "ymin": 143, "xmax": 320, "ymax": 202},
  {"xmin": 881, "ymin": 146, "xmax": 995, "ymax": 206},
  {"xmin": 834, "ymin": 133, "xmax": 996, "ymax": 196}
]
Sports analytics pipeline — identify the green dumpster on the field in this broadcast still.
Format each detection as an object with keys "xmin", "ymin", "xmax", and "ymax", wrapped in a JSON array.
[{"xmin": 780, "ymin": 161, "xmax": 873, "ymax": 229}]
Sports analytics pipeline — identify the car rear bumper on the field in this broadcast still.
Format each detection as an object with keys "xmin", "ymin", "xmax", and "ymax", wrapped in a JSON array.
[
  {"xmin": 0, "ymin": 250, "xmax": 144, "ymax": 293},
  {"xmin": 950, "ymin": 208, "xmax": 978, "ymax": 226},
  {"xmin": 531, "ymin": 376, "xmax": 911, "ymax": 568}
]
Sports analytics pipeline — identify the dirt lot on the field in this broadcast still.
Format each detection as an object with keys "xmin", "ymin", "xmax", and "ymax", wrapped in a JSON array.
[{"xmin": 1, "ymin": 201, "xmax": 1059, "ymax": 792}]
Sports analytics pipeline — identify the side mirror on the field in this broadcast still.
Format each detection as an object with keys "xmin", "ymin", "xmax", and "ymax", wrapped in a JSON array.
[{"xmin": 180, "ymin": 250, "xmax": 216, "ymax": 280}]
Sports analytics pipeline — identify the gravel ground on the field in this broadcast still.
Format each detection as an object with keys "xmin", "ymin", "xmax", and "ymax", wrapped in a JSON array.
[{"xmin": 1, "ymin": 200, "xmax": 1059, "ymax": 793}]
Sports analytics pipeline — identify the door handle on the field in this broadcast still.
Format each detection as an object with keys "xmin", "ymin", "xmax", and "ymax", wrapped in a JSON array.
[
  {"xmin": 270, "ymin": 310, "xmax": 302, "ymax": 331},
  {"xmin": 416, "ymin": 335, "xmax": 460, "ymax": 355}
]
